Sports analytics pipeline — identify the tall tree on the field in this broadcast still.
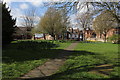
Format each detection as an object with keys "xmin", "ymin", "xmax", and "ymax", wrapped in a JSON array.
[
  {"xmin": 50, "ymin": 2, "xmax": 120, "ymax": 22},
  {"xmin": 20, "ymin": 8, "xmax": 37, "ymax": 39},
  {"xmin": 76, "ymin": 12, "xmax": 93, "ymax": 40},
  {"xmin": 2, "ymin": 3, "xmax": 16, "ymax": 45},
  {"xmin": 21, "ymin": 8, "xmax": 37, "ymax": 27},
  {"xmin": 38, "ymin": 7, "xmax": 64, "ymax": 40},
  {"xmin": 93, "ymin": 10, "xmax": 119, "ymax": 42},
  {"xmin": 50, "ymin": 1, "xmax": 120, "ymax": 41},
  {"xmin": 91, "ymin": 2, "xmax": 120, "ymax": 21},
  {"xmin": 58, "ymin": 7, "xmax": 69, "ymax": 40}
]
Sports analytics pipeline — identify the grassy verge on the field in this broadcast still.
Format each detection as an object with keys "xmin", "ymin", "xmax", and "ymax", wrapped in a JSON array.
[
  {"xmin": 51, "ymin": 42, "xmax": 119, "ymax": 80},
  {"xmin": 2, "ymin": 40, "xmax": 71, "ymax": 78}
]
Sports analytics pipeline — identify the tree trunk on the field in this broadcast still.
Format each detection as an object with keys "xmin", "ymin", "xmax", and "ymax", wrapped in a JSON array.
[
  {"xmin": 104, "ymin": 34, "xmax": 107, "ymax": 42},
  {"xmin": 53, "ymin": 36, "xmax": 55, "ymax": 40},
  {"xmin": 43, "ymin": 33, "xmax": 46, "ymax": 40},
  {"xmin": 66, "ymin": 32, "xmax": 69, "ymax": 40},
  {"xmin": 34, "ymin": 35, "xmax": 36, "ymax": 40},
  {"xmin": 51, "ymin": 33, "xmax": 55, "ymax": 40},
  {"xmin": 77, "ymin": 32, "xmax": 80, "ymax": 41},
  {"xmin": 62, "ymin": 34, "xmax": 64, "ymax": 40},
  {"xmin": 56, "ymin": 34, "xmax": 59, "ymax": 40},
  {"xmin": 83, "ymin": 31, "xmax": 85, "ymax": 41},
  {"xmin": 52, "ymin": 34, "xmax": 55, "ymax": 40},
  {"xmin": 32, "ymin": 35, "xmax": 35, "ymax": 40},
  {"xmin": 62, "ymin": 33, "xmax": 65, "ymax": 40}
]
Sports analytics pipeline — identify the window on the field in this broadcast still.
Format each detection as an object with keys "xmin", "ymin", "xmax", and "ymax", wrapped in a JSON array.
[
  {"xmin": 91, "ymin": 32, "xmax": 96, "ymax": 38},
  {"xmin": 114, "ymin": 30, "xmax": 120, "ymax": 34}
]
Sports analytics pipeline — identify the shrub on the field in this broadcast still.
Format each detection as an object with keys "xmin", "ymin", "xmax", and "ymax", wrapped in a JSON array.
[
  {"xmin": 57, "ymin": 40, "xmax": 76, "ymax": 43},
  {"xmin": 108, "ymin": 34, "xmax": 120, "ymax": 44},
  {"xmin": 12, "ymin": 41, "xmax": 58, "ymax": 50}
]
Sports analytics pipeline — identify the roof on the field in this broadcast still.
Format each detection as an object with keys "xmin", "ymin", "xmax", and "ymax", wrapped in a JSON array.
[
  {"xmin": 14, "ymin": 27, "xmax": 33, "ymax": 35},
  {"xmin": 115, "ymin": 27, "xmax": 120, "ymax": 29}
]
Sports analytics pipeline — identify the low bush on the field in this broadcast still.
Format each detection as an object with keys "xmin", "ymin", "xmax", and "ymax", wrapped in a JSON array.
[
  {"xmin": 108, "ymin": 34, "xmax": 120, "ymax": 44},
  {"xmin": 10, "ymin": 41, "xmax": 58, "ymax": 50},
  {"xmin": 57, "ymin": 40, "xmax": 76, "ymax": 43}
]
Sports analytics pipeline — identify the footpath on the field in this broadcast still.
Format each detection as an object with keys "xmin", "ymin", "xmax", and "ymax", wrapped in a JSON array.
[{"xmin": 20, "ymin": 42, "xmax": 78, "ymax": 79}]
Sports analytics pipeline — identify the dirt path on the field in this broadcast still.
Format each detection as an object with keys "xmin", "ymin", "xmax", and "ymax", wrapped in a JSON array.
[{"xmin": 20, "ymin": 42, "xmax": 78, "ymax": 79}]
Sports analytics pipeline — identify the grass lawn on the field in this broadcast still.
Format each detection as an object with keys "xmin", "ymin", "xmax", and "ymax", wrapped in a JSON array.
[
  {"xmin": 2, "ymin": 40, "xmax": 71, "ymax": 79},
  {"xmin": 51, "ymin": 42, "xmax": 119, "ymax": 80}
]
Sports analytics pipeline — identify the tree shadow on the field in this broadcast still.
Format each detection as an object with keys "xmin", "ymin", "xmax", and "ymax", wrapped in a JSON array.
[
  {"xmin": 2, "ymin": 77, "xmax": 120, "ymax": 80},
  {"xmin": 4, "ymin": 41, "xmax": 59, "ymax": 49},
  {"xmin": 2, "ymin": 50, "xmax": 99, "ymax": 80},
  {"xmin": 19, "ymin": 77, "xmax": 120, "ymax": 80},
  {"xmin": 2, "ymin": 48, "xmax": 95, "ymax": 63},
  {"xmin": 2, "ymin": 41, "xmax": 119, "ymax": 80},
  {"xmin": 2, "ymin": 41, "xmax": 59, "ymax": 63},
  {"xmin": 13, "ymin": 49, "xmax": 118, "ymax": 80},
  {"xmin": 2, "ymin": 41, "xmax": 95, "ymax": 63},
  {"xmin": 15, "ymin": 63, "xmax": 120, "ymax": 80}
]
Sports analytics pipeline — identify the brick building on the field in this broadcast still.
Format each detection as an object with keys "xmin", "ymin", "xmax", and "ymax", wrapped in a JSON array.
[
  {"xmin": 14, "ymin": 26, "xmax": 120, "ymax": 42},
  {"xmin": 13, "ymin": 27, "xmax": 33, "ymax": 40},
  {"xmin": 84, "ymin": 27, "xmax": 120, "ymax": 42}
]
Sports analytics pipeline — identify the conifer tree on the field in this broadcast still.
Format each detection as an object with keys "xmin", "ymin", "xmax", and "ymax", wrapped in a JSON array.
[{"xmin": 2, "ymin": 3, "xmax": 16, "ymax": 45}]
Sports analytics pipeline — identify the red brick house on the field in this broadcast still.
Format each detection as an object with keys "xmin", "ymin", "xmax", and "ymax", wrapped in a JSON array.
[
  {"xmin": 63, "ymin": 27, "xmax": 120, "ymax": 41},
  {"xmin": 84, "ymin": 27, "xmax": 120, "ymax": 42},
  {"xmin": 67, "ymin": 28, "xmax": 80, "ymax": 40},
  {"xmin": 13, "ymin": 27, "xmax": 33, "ymax": 40},
  {"xmin": 14, "ymin": 26, "xmax": 120, "ymax": 42}
]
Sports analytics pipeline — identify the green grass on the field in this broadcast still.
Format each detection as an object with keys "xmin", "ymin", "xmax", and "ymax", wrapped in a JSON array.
[
  {"xmin": 2, "ymin": 40, "xmax": 71, "ymax": 79},
  {"xmin": 3, "ymin": 41, "xmax": 119, "ymax": 79},
  {"xmin": 51, "ymin": 42, "xmax": 119, "ymax": 80}
]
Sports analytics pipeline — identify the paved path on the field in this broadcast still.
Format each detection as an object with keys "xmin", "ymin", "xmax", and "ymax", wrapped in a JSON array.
[{"xmin": 20, "ymin": 42, "xmax": 78, "ymax": 79}]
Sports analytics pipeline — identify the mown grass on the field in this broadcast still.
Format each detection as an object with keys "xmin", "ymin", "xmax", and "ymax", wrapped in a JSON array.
[
  {"xmin": 2, "ymin": 40, "xmax": 71, "ymax": 79},
  {"xmin": 51, "ymin": 42, "xmax": 119, "ymax": 80}
]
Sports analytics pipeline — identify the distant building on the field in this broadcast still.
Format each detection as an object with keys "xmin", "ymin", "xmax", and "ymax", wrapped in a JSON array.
[
  {"xmin": 84, "ymin": 27, "xmax": 120, "ymax": 42},
  {"xmin": 13, "ymin": 27, "xmax": 33, "ymax": 40},
  {"xmin": 67, "ymin": 28, "xmax": 81, "ymax": 40},
  {"xmin": 34, "ymin": 33, "xmax": 44, "ymax": 39},
  {"xmin": 14, "ymin": 26, "xmax": 120, "ymax": 42},
  {"xmin": 63, "ymin": 27, "xmax": 120, "ymax": 41}
]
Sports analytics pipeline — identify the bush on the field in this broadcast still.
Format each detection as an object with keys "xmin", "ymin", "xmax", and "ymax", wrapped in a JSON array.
[
  {"xmin": 57, "ymin": 40, "xmax": 76, "ymax": 43},
  {"xmin": 108, "ymin": 34, "xmax": 120, "ymax": 44},
  {"xmin": 11, "ymin": 41, "xmax": 58, "ymax": 50}
]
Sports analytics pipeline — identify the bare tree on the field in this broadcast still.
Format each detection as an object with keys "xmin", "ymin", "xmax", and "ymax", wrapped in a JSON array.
[
  {"xmin": 49, "ymin": 1, "xmax": 120, "ymax": 41},
  {"xmin": 59, "ymin": 7, "xmax": 70, "ymax": 40},
  {"xmin": 50, "ymin": 1, "xmax": 120, "ymax": 22},
  {"xmin": 76, "ymin": 12, "xmax": 93, "ymax": 41},
  {"xmin": 93, "ymin": 10, "xmax": 119, "ymax": 42},
  {"xmin": 21, "ymin": 8, "xmax": 37, "ymax": 27},
  {"xmin": 91, "ymin": 2, "xmax": 120, "ymax": 21},
  {"xmin": 20, "ymin": 8, "xmax": 37, "ymax": 39}
]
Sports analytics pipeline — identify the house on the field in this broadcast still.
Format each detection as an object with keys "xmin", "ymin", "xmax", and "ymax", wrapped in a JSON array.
[
  {"xmin": 13, "ymin": 27, "xmax": 33, "ymax": 40},
  {"xmin": 34, "ymin": 33, "xmax": 44, "ymax": 40},
  {"xmin": 84, "ymin": 27, "xmax": 120, "ymax": 42},
  {"xmin": 34, "ymin": 33, "xmax": 53, "ymax": 40},
  {"xmin": 62, "ymin": 27, "xmax": 120, "ymax": 41},
  {"xmin": 67, "ymin": 28, "xmax": 82, "ymax": 40},
  {"xmin": 14, "ymin": 26, "xmax": 120, "ymax": 42}
]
